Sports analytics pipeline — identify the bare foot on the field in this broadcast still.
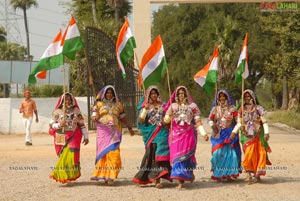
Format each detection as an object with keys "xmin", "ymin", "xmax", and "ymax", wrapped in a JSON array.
[
  {"xmin": 176, "ymin": 183, "xmax": 183, "ymax": 190},
  {"xmin": 227, "ymin": 177, "xmax": 234, "ymax": 182},
  {"xmin": 244, "ymin": 174, "xmax": 252, "ymax": 182},
  {"xmin": 191, "ymin": 174, "xmax": 195, "ymax": 183},
  {"xmin": 252, "ymin": 176, "xmax": 261, "ymax": 183},
  {"xmin": 257, "ymin": 177, "xmax": 261, "ymax": 182},
  {"xmin": 107, "ymin": 180, "xmax": 114, "ymax": 186},
  {"xmin": 155, "ymin": 179, "xmax": 163, "ymax": 188},
  {"xmin": 155, "ymin": 183, "xmax": 163, "ymax": 189},
  {"xmin": 248, "ymin": 175, "xmax": 262, "ymax": 185},
  {"xmin": 176, "ymin": 180, "xmax": 184, "ymax": 189}
]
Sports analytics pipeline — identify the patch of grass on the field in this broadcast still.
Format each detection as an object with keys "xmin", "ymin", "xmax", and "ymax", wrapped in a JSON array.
[{"xmin": 268, "ymin": 110, "xmax": 300, "ymax": 130}]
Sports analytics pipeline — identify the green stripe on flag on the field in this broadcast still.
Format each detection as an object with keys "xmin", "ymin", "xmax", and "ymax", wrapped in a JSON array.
[
  {"xmin": 234, "ymin": 59, "xmax": 246, "ymax": 84},
  {"xmin": 63, "ymin": 36, "xmax": 83, "ymax": 60},
  {"xmin": 143, "ymin": 57, "xmax": 167, "ymax": 89},
  {"xmin": 120, "ymin": 37, "xmax": 136, "ymax": 66},
  {"xmin": 203, "ymin": 70, "xmax": 217, "ymax": 94},
  {"xmin": 28, "ymin": 54, "xmax": 64, "ymax": 84}
]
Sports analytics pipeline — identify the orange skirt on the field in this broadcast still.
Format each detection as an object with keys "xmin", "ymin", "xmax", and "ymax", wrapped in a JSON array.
[
  {"xmin": 91, "ymin": 148, "xmax": 122, "ymax": 181},
  {"xmin": 242, "ymin": 135, "xmax": 268, "ymax": 176}
]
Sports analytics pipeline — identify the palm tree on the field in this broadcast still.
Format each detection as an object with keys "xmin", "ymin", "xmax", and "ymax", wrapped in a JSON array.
[
  {"xmin": 106, "ymin": 0, "xmax": 131, "ymax": 23},
  {"xmin": 91, "ymin": 0, "xmax": 98, "ymax": 24},
  {"xmin": 0, "ymin": 26, "xmax": 26, "ymax": 97},
  {"xmin": 0, "ymin": 26, "xmax": 6, "ymax": 42},
  {"xmin": 214, "ymin": 16, "xmax": 237, "ymax": 82},
  {"xmin": 10, "ymin": 0, "xmax": 38, "ymax": 61}
]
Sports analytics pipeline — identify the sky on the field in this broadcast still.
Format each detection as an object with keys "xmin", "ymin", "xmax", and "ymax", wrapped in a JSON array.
[
  {"xmin": 3, "ymin": 0, "xmax": 70, "ymax": 61},
  {"xmin": 1, "ymin": 0, "xmax": 164, "ymax": 61}
]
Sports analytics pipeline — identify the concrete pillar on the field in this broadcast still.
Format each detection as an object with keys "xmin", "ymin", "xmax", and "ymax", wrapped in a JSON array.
[{"xmin": 133, "ymin": 0, "xmax": 151, "ymax": 67}]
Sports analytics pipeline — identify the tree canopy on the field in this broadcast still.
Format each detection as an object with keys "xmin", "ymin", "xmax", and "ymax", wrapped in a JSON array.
[{"xmin": 151, "ymin": 3, "xmax": 300, "ymax": 113}]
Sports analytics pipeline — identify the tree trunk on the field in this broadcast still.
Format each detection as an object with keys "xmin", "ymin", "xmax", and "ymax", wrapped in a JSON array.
[
  {"xmin": 271, "ymin": 82, "xmax": 281, "ymax": 109},
  {"xmin": 288, "ymin": 87, "xmax": 297, "ymax": 110},
  {"xmin": 274, "ymin": 94, "xmax": 282, "ymax": 109},
  {"xmin": 115, "ymin": 2, "xmax": 119, "ymax": 22},
  {"xmin": 297, "ymin": 89, "xmax": 300, "ymax": 112},
  {"xmin": 281, "ymin": 75, "xmax": 288, "ymax": 110},
  {"xmin": 23, "ymin": 8, "xmax": 30, "ymax": 61},
  {"xmin": 91, "ymin": 0, "xmax": 98, "ymax": 24}
]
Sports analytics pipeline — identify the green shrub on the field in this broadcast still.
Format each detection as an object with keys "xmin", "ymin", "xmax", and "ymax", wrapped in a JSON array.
[
  {"xmin": 268, "ymin": 110, "xmax": 300, "ymax": 130},
  {"xmin": 26, "ymin": 85, "xmax": 63, "ymax": 97}
]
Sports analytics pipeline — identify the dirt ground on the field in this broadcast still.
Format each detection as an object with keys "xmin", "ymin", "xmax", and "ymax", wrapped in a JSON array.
[{"xmin": 1, "ymin": 122, "xmax": 300, "ymax": 201}]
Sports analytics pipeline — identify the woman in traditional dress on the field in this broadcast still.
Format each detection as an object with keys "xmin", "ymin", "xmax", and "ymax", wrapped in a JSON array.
[
  {"xmin": 49, "ymin": 92, "xmax": 89, "ymax": 183},
  {"xmin": 164, "ymin": 86, "xmax": 209, "ymax": 189},
  {"xmin": 230, "ymin": 89, "xmax": 271, "ymax": 183},
  {"xmin": 133, "ymin": 86, "xmax": 171, "ymax": 188},
  {"xmin": 208, "ymin": 89, "xmax": 241, "ymax": 181},
  {"xmin": 90, "ymin": 85, "xmax": 134, "ymax": 185}
]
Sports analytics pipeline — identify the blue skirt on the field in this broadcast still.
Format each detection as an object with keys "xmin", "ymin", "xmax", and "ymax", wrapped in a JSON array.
[
  {"xmin": 171, "ymin": 157, "xmax": 196, "ymax": 181},
  {"xmin": 210, "ymin": 126, "xmax": 241, "ymax": 181},
  {"xmin": 211, "ymin": 143, "xmax": 239, "ymax": 181}
]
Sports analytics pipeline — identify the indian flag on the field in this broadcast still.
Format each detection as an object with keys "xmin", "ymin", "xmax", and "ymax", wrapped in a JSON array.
[
  {"xmin": 235, "ymin": 33, "xmax": 249, "ymax": 84},
  {"xmin": 61, "ymin": 15, "xmax": 83, "ymax": 60},
  {"xmin": 28, "ymin": 30, "xmax": 64, "ymax": 84},
  {"xmin": 194, "ymin": 46, "xmax": 218, "ymax": 94},
  {"xmin": 116, "ymin": 18, "xmax": 136, "ymax": 79},
  {"xmin": 138, "ymin": 35, "xmax": 167, "ymax": 89}
]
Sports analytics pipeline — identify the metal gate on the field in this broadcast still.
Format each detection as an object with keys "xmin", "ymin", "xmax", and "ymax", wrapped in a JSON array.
[{"xmin": 84, "ymin": 26, "xmax": 143, "ymax": 130}]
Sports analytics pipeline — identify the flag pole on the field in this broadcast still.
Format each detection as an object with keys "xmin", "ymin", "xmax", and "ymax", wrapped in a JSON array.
[
  {"xmin": 89, "ymin": 68, "xmax": 96, "ymax": 97},
  {"xmin": 213, "ymin": 82, "xmax": 218, "ymax": 117},
  {"xmin": 214, "ymin": 82, "xmax": 218, "ymax": 100},
  {"xmin": 165, "ymin": 66, "xmax": 172, "ymax": 145},
  {"xmin": 214, "ymin": 44, "xmax": 219, "ymax": 98},
  {"xmin": 166, "ymin": 67, "xmax": 171, "ymax": 97},
  {"xmin": 241, "ymin": 76, "xmax": 245, "ymax": 127},
  {"xmin": 215, "ymin": 45, "xmax": 218, "ymax": 98},
  {"xmin": 134, "ymin": 52, "xmax": 146, "ymax": 95},
  {"xmin": 241, "ymin": 33, "xmax": 248, "ymax": 127},
  {"xmin": 62, "ymin": 63, "xmax": 66, "ymax": 133},
  {"xmin": 84, "ymin": 49, "xmax": 96, "ymax": 98}
]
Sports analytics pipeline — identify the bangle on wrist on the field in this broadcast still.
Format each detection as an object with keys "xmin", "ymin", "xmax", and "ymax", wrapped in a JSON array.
[{"xmin": 140, "ymin": 108, "xmax": 147, "ymax": 120}]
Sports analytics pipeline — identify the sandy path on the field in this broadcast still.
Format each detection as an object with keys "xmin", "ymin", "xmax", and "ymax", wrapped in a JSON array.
[{"xmin": 1, "ymin": 123, "xmax": 300, "ymax": 201}]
